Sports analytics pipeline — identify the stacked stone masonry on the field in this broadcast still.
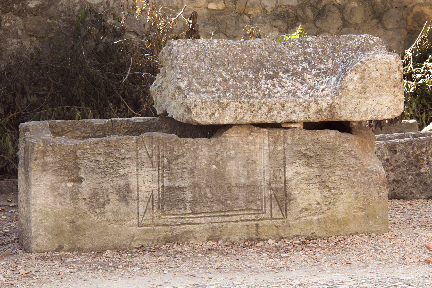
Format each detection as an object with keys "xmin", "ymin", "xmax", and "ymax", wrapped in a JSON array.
[{"xmin": 1, "ymin": 0, "xmax": 431, "ymax": 60}]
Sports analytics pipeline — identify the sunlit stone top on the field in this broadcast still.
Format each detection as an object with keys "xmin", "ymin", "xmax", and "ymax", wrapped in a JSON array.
[{"xmin": 150, "ymin": 35, "xmax": 404, "ymax": 125}]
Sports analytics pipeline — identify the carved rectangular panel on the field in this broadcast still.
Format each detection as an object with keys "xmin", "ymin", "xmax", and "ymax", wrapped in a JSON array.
[{"xmin": 137, "ymin": 127, "xmax": 288, "ymax": 227}]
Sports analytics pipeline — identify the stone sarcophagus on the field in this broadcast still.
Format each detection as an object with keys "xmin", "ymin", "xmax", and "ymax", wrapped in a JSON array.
[
  {"xmin": 20, "ymin": 119, "xmax": 388, "ymax": 252},
  {"xmin": 19, "ymin": 35, "xmax": 403, "ymax": 252}
]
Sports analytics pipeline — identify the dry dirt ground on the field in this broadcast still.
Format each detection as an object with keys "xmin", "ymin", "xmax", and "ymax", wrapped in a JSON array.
[{"xmin": 1, "ymin": 190, "xmax": 432, "ymax": 287}]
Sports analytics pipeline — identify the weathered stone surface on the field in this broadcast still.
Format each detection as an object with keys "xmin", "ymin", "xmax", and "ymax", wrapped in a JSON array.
[
  {"xmin": 223, "ymin": 0, "xmax": 235, "ymax": 8},
  {"xmin": 315, "ymin": 4, "xmax": 343, "ymax": 34},
  {"xmin": 278, "ymin": 0, "xmax": 299, "ymax": 6},
  {"xmin": 158, "ymin": 0, "xmax": 182, "ymax": 9},
  {"xmin": 374, "ymin": 120, "xmax": 418, "ymax": 135},
  {"xmin": 184, "ymin": 0, "xmax": 208, "ymax": 8},
  {"xmin": 407, "ymin": 4, "xmax": 432, "ymax": 31},
  {"xmin": 268, "ymin": 8, "xmax": 297, "ymax": 31},
  {"xmin": 2, "ymin": 0, "xmax": 431, "ymax": 62},
  {"xmin": 423, "ymin": 122, "xmax": 432, "ymax": 132},
  {"xmin": 261, "ymin": 0, "xmax": 277, "ymax": 12},
  {"xmin": 297, "ymin": 5, "xmax": 314, "ymax": 22},
  {"xmin": 19, "ymin": 119, "xmax": 388, "ymax": 252},
  {"xmin": 382, "ymin": 8, "xmax": 404, "ymax": 29},
  {"xmin": 151, "ymin": 36, "xmax": 404, "ymax": 125},
  {"xmin": 243, "ymin": 0, "xmax": 262, "ymax": 14},
  {"xmin": 46, "ymin": 117, "xmax": 222, "ymax": 139},
  {"xmin": 235, "ymin": 0, "xmax": 247, "ymax": 13},
  {"xmin": 208, "ymin": 1, "xmax": 225, "ymax": 10},
  {"xmin": 343, "ymin": 2, "xmax": 369, "ymax": 25},
  {"xmin": 375, "ymin": 131, "xmax": 432, "ymax": 199}
]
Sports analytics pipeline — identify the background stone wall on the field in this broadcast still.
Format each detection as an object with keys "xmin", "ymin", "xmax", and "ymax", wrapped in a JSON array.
[{"xmin": 0, "ymin": 0, "xmax": 431, "ymax": 56}]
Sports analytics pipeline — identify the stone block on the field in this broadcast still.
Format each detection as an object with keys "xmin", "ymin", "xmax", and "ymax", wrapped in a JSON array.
[
  {"xmin": 382, "ymin": 8, "xmax": 404, "ymax": 29},
  {"xmin": 235, "ymin": 0, "xmax": 247, "ymax": 13},
  {"xmin": 375, "ymin": 131, "xmax": 432, "ymax": 199},
  {"xmin": 262, "ymin": 0, "xmax": 277, "ymax": 12},
  {"xmin": 315, "ymin": 4, "xmax": 343, "ymax": 34},
  {"xmin": 423, "ymin": 122, "xmax": 432, "ymax": 132},
  {"xmin": 184, "ymin": 0, "xmax": 208, "ymax": 8},
  {"xmin": 343, "ymin": 2, "xmax": 368, "ymax": 25},
  {"xmin": 222, "ymin": 0, "xmax": 235, "ymax": 9},
  {"xmin": 19, "ymin": 119, "xmax": 388, "ymax": 252},
  {"xmin": 151, "ymin": 36, "xmax": 404, "ymax": 125},
  {"xmin": 208, "ymin": 1, "xmax": 225, "ymax": 10},
  {"xmin": 244, "ymin": 0, "xmax": 262, "ymax": 15},
  {"xmin": 379, "ymin": 30, "xmax": 403, "ymax": 55},
  {"xmin": 298, "ymin": 5, "xmax": 315, "ymax": 22},
  {"xmin": 407, "ymin": 4, "xmax": 432, "ymax": 31},
  {"xmin": 46, "ymin": 117, "xmax": 222, "ymax": 139},
  {"xmin": 278, "ymin": 0, "xmax": 299, "ymax": 6}
]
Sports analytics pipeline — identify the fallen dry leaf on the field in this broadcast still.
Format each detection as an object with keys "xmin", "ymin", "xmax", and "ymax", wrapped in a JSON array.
[
  {"xmin": 19, "ymin": 270, "xmax": 31, "ymax": 276},
  {"xmin": 425, "ymin": 243, "xmax": 432, "ymax": 250},
  {"xmin": 426, "ymin": 258, "xmax": 432, "ymax": 264}
]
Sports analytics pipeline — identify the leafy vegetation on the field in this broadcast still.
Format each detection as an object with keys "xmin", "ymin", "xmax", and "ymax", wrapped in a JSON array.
[
  {"xmin": 0, "ymin": 1, "xmax": 193, "ymax": 180},
  {"xmin": 403, "ymin": 22, "xmax": 432, "ymax": 130},
  {"xmin": 278, "ymin": 25, "xmax": 307, "ymax": 42},
  {"xmin": 243, "ymin": 24, "xmax": 306, "ymax": 41},
  {"xmin": 242, "ymin": 25, "xmax": 265, "ymax": 39}
]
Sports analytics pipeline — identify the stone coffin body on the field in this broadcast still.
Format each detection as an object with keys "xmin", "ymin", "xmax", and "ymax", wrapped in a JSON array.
[{"xmin": 19, "ymin": 118, "xmax": 388, "ymax": 252}]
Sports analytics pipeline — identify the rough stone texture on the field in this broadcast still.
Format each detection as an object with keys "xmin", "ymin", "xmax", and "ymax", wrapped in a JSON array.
[
  {"xmin": 185, "ymin": 0, "xmax": 208, "ymax": 8},
  {"xmin": 151, "ymin": 36, "xmax": 404, "ymax": 125},
  {"xmin": 261, "ymin": 0, "xmax": 277, "ymax": 12},
  {"xmin": 208, "ymin": 1, "xmax": 225, "ymax": 10},
  {"xmin": 406, "ymin": 4, "xmax": 432, "ymax": 31},
  {"xmin": 315, "ymin": 4, "xmax": 343, "ymax": 34},
  {"xmin": 1, "ymin": 0, "xmax": 432, "ymax": 59},
  {"xmin": 243, "ymin": 0, "xmax": 262, "ymax": 15},
  {"xmin": 19, "ymin": 119, "xmax": 388, "ymax": 252},
  {"xmin": 374, "ymin": 120, "xmax": 419, "ymax": 135},
  {"xmin": 46, "ymin": 117, "xmax": 222, "ymax": 140},
  {"xmin": 343, "ymin": 2, "xmax": 369, "ymax": 25},
  {"xmin": 382, "ymin": 8, "xmax": 404, "ymax": 29},
  {"xmin": 375, "ymin": 131, "xmax": 432, "ymax": 199},
  {"xmin": 422, "ymin": 122, "xmax": 432, "ymax": 132},
  {"xmin": 278, "ymin": 0, "xmax": 299, "ymax": 6},
  {"xmin": 235, "ymin": 0, "xmax": 247, "ymax": 13}
]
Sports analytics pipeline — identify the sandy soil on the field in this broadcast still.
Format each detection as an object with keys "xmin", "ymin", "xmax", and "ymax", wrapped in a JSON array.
[{"xmin": 1, "ymin": 191, "xmax": 432, "ymax": 287}]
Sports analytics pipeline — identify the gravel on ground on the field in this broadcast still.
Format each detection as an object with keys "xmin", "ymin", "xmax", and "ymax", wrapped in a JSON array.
[{"xmin": 1, "ymin": 191, "xmax": 432, "ymax": 287}]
